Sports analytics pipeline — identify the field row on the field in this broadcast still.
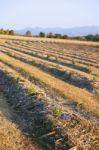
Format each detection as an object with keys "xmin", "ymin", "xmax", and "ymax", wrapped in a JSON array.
[
  {"xmin": 0, "ymin": 37, "xmax": 99, "ymax": 149},
  {"xmin": 0, "ymin": 39, "xmax": 99, "ymax": 116}
]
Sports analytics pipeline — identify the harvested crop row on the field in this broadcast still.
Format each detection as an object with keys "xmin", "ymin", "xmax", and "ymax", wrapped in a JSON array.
[
  {"xmin": 0, "ymin": 62, "xmax": 99, "ymax": 150},
  {"xmin": 0, "ymin": 48, "xmax": 94, "ymax": 92},
  {"xmin": 10, "ymin": 39, "xmax": 99, "ymax": 62},
  {"xmin": 0, "ymin": 44, "xmax": 95, "ymax": 80},
  {"xmin": 3, "ymin": 41, "xmax": 98, "ymax": 77},
  {"xmin": 0, "ymin": 51, "xmax": 99, "ymax": 115},
  {"xmin": 8, "ymin": 40, "xmax": 98, "ymax": 67},
  {"xmin": 5, "ymin": 41, "xmax": 99, "ymax": 70}
]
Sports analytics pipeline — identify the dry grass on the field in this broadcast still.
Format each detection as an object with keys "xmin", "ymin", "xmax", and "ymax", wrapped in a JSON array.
[
  {"xmin": 1, "ymin": 34, "xmax": 99, "ymax": 46},
  {"xmin": 0, "ymin": 52, "xmax": 98, "ymax": 115},
  {"xmin": 0, "ymin": 44, "xmax": 95, "ymax": 80},
  {"xmin": 87, "ymin": 65, "xmax": 99, "ymax": 77},
  {"xmin": 0, "ymin": 36, "xmax": 99, "ymax": 149},
  {"xmin": 0, "ymin": 116, "xmax": 37, "ymax": 150}
]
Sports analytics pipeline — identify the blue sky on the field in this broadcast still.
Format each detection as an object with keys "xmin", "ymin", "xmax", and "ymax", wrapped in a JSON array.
[{"xmin": 0, "ymin": 0, "xmax": 99, "ymax": 29}]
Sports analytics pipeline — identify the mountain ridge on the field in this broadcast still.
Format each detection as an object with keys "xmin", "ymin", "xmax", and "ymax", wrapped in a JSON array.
[{"xmin": 16, "ymin": 26, "xmax": 99, "ymax": 36}]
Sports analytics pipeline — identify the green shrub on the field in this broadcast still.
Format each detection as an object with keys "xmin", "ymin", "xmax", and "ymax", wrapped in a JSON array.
[
  {"xmin": 52, "ymin": 105, "xmax": 63, "ymax": 118},
  {"xmin": 26, "ymin": 86, "xmax": 36, "ymax": 95}
]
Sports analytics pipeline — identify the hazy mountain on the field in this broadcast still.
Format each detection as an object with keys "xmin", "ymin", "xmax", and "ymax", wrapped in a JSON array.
[{"xmin": 16, "ymin": 26, "xmax": 99, "ymax": 36}]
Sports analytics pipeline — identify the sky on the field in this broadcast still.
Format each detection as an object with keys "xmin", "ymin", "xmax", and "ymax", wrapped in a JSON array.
[{"xmin": 0, "ymin": 0, "xmax": 99, "ymax": 29}]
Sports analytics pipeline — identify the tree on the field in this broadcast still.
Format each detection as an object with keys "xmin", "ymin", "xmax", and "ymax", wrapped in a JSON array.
[
  {"xmin": 85, "ymin": 34, "xmax": 93, "ymax": 41},
  {"xmin": 85, "ymin": 34, "xmax": 99, "ymax": 42},
  {"xmin": 39, "ymin": 32, "xmax": 45, "ymax": 37},
  {"xmin": 9, "ymin": 30, "xmax": 15, "ymax": 35},
  {"xmin": 47, "ymin": 32, "xmax": 53, "ymax": 38},
  {"xmin": 62, "ymin": 35, "xmax": 68, "ymax": 39},
  {"xmin": 25, "ymin": 31, "xmax": 32, "ymax": 37},
  {"xmin": 93, "ymin": 34, "xmax": 99, "ymax": 41},
  {"xmin": 0, "ymin": 28, "xmax": 5, "ymax": 34},
  {"xmin": 54, "ymin": 33, "xmax": 62, "ymax": 39}
]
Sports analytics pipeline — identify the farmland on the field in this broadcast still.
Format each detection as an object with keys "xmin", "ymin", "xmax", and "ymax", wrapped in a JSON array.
[{"xmin": 0, "ymin": 35, "xmax": 99, "ymax": 150}]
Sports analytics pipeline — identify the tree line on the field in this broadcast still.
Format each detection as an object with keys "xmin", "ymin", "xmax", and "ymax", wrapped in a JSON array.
[
  {"xmin": 0, "ymin": 28, "xmax": 15, "ymax": 35},
  {"xmin": 0, "ymin": 28, "xmax": 99, "ymax": 42},
  {"xmin": 39, "ymin": 32, "xmax": 99, "ymax": 42}
]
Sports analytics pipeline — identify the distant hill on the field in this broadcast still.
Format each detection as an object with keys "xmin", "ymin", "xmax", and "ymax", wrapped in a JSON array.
[{"xmin": 16, "ymin": 26, "xmax": 99, "ymax": 36}]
